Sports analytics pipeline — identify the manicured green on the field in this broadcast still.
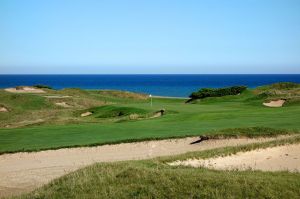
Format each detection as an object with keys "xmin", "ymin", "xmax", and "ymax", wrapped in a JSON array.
[{"xmin": 0, "ymin": 85, "xmax": 300, "ymax": 153}]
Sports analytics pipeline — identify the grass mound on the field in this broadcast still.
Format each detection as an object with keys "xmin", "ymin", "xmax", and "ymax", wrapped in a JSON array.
[
  {"xmin": 58, "ymin": 88, "xmax": 89, "ymax": 96},
  {"xmin": 207, "ymin": 127, "xmax": 296, "ymax": 138},
  {"xmin": 85, "ymin": 105, "xmax": 150, "ymax": 118},
  {"xmin": 0, "ymin": 90, "xmax": 52, "ymax": 111},
  {"xmin": 98, "ymin": 90, "xmax": 148, "ymax": 100},
  {"xmin": 253, "ymin": 82, "xmax": 300, "ymax": 106},
  {"xmin": 256, "ymin": 82, "xmax": 300, "ymax": 91}
]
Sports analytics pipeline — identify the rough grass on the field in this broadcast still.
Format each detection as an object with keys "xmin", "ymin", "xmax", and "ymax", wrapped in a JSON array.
[
  {"xmin": 16, "ymin": 137, "xmax": 300, "ymax": 199},
  {"xmin": 0, "ymin": 89, "xmax": 107, "ymax": 128},
  {"xmin": 253, "ymin": 82, "xmax": 300, "ymax": 106},
  {"xmin": 98, "ymin": 90, "xmax": 148, "ymax": 100},
  {"xmin": 255, "ymin": 82, "xmax": 300, "ymax": 91}
]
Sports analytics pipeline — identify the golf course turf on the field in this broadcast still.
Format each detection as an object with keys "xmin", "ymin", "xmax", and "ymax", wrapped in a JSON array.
[
  {"xmin": 1, "ymin": 83, "xmax": 300, "ymax": 199},
  {"xmin": 0, "ymin": 86, "xmax": 300, "ymax": 153}
]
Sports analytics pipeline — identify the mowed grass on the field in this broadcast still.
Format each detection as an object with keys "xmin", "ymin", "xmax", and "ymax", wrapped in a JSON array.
[
  {"xmin": 0, "ymin": 88, "xmax": 300, "ymax": 153},
  {"xmin": 0, "ymin": 86, "xmax": 300, "ymax": 153},
  {"xmin": 17, "ymin": 137, "xmax": 300, "ymax": 199}
]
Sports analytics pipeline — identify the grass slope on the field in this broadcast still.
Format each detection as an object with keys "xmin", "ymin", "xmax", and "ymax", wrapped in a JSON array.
[{"xmin": 85, "ymin": 105, "xmax": 150, "ymax": 118}]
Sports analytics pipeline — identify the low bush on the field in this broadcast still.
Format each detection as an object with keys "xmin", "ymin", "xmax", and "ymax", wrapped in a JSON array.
[
  {"xmin": 188, "ymin": 86, "xmax": 247, "ymax": 101},
  {"xmin": 33, "ymin": 84, "xmax": 53, "ymax": 89}
]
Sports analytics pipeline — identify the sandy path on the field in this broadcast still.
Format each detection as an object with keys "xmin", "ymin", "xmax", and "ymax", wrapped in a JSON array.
[
  {"xmin": 0, "ymin": 136, "xmax": 292, "ymax": 198},
  {"xmin": 169, "ymin": 144, "xmax": 300, "ymax": 172}
]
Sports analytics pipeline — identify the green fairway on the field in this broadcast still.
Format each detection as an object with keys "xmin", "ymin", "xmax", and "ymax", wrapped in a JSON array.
[{"xmin": 0, "ymin": 86, "xmax": 300, "ymax": 153}]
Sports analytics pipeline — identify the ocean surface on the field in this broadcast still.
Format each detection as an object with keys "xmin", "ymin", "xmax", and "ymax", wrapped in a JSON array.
[{"xmin": 0, "ymin": 75, "xmax": 299, "ymax": 97}]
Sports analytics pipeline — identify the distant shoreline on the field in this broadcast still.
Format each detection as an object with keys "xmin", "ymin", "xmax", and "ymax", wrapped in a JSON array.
[{"xmin": 1, "ymin": 74, "xmax": 299, "ymax": 97}]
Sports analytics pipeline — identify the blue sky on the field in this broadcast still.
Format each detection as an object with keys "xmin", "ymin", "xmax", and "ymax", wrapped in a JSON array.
[{"xmin": 0, "ymin": 0, "xmax": 299, "ymax": 74}]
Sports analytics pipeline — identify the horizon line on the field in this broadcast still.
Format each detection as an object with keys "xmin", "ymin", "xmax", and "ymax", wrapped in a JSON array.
[{"xmin": 1, "ymin": 73, "xmax": 300, "ymax": 75}]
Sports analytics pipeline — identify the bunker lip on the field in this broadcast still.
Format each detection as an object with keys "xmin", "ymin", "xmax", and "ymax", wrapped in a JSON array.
[
  {"xmin": 169, "ymin": 143, "xmax": 300, "ymax": 172},
  {"xmin": 0, "ymin": 135, "xmax": 294, "ymax": 198}
]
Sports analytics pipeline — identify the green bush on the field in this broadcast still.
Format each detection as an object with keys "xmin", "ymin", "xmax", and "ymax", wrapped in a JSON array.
[
  {"xmin": 33, "ymin": 84, "xmax": 53, "ymax": 89},
  {"xmin": 15, "ymin": 86, "xmax": 25, "ymax": 90},
  {"xmin": 189, "ymin": 86, "xmax": 247, "ymax": 100}
]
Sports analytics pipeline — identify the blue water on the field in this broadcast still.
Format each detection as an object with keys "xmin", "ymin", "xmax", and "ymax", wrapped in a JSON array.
[{"xmin": 0, "ymin": 75, "xmax": 299, "ymax": 97}]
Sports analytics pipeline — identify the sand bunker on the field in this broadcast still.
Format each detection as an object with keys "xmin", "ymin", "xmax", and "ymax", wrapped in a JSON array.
[
  {"xmin": 5, "ymin": 86, "xmax": 45, "ymax": 93},
  {"xmin": 81, "ymin": 111, "xmax": 93, "ymax": 117},
  {"xmin": 0, "ymin": 135, "xmax": 294, "ymax": 198},
  {"xmin": 150, "ymin": 109, "xmax": 165, "ymax": 118},
  {"xmin": 169, "ymin": 144, "xmax": 300, "ymax": 172},
  {"xmin": 0, "ymin": 106, "xmax": 8, "ymax": 112},
  {"xmin": 263, "ymin": 99, "xmax": 285, "ymax": 107},
  {"xmin": 55, "ymin": 102, "xmax": 72, "ymax": 108}
]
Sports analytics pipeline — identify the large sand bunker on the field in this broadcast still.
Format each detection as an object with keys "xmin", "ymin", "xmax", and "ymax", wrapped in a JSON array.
[
  {"xmin": 169, "ymin": 144, "xmax": 300, "ymax": 172},
  {"xmin": 0, "ymin": 135, "xmax": 294, "ymax": 198},
  {"xmin": 5, "ymin": 86, "xmax": 45, "ymax": 93},
  {"xmin": 263, "ymin": 99, "xmax": 285, "ymax": 107}
]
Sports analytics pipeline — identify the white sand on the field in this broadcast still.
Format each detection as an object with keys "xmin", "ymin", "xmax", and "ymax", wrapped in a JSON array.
[
  {"xmin": 0, "ymin": 107, "xmax": 8, "ymax": 112},
  {"xmin": 263, "ymin": 99, "xmax": 285, "ymax": 107},
  {"xmin": 0, "ymin": 135, "xmax": 291, "ymax": 198},
  {"xmin": 169, "ymin": 144, "xmax": 300, "ymax": 172},
  {"xmin": 5, "ymin": 87, "xmax": 45, "ymax": 93},
  {"xmin": 55, "ymin": 102, "xmax": 72, "ymax": 107},
  {"xmin": 81, "ymin": 111, "xmax": 93, "ymax": 117}
]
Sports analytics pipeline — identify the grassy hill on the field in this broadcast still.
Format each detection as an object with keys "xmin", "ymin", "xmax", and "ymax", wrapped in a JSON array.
[{"xmin": 0, "ymin": 83, "xmax": 299, "ymax": 153}]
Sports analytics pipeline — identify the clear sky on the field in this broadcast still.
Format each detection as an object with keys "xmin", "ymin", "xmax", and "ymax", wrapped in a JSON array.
[{"xmin": 0, "ymin": 0, "xmax": 300, "ymax": 74}]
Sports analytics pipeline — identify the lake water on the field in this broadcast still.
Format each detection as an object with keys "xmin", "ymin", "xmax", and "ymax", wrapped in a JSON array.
[{"xmin": 0, "ymin": 74, "xmax": 299, "ymax": 97}]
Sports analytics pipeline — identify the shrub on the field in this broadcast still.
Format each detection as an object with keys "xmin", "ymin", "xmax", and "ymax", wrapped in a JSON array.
[
  {"xmin": 15, "ymin": 86, "xmax": 25, "ymax": 90},
  {"xmin": 33, "ymin": 84, "xmax": 53, "ymax": 89},
  {"xmin": 189, "ymin": 86, "xmax": 247, "ymax": 100}
]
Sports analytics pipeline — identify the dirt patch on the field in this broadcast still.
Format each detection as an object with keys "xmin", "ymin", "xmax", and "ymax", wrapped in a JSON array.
[
  {"xmin": 81, "ymin": 111, "xmax": 93, "ymax": 117},
  {"xmin": 55, "ymin": 102, "xmax": 72, "ymax": 108},
  {"xmin": 0, "ymin": 135, "xmax": 294, "ymax": 198},
  {"xmin": 169, "ymin": 144, "xmax": 300, "ymax": 172},
  {"xmin": 263, "ymin": 99, "xmax": 285, "ymax": 107},
  {"xmin": 5, "ymin": 86, "xmax": 45, "ymax": 93}
]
